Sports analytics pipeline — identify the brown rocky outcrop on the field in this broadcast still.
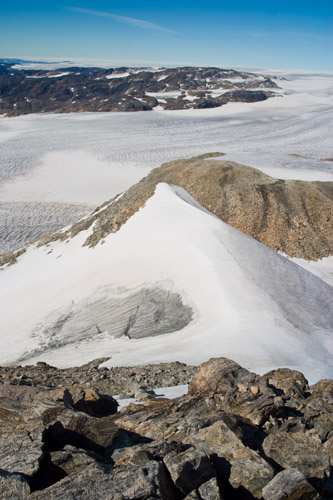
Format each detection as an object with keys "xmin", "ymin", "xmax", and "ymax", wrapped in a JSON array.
[
  {"xmin": 30, "ymin": 155, "xmax": 332, "ymax": 262},
  {"xmin": 2, "ymin": 155, "xmax": 332, "ymax": 267}
]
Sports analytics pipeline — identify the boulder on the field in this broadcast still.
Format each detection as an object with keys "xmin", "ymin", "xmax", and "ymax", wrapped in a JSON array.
[
  {"xmin": 0, "ymin": 469, "xmax": 30, "ymax": 499},
  {"xmin": 262, "ymin": 427, "xmax": 330, "ymax": 483},
  {"xmin": 0, "ymin": 425, "xmax": 43, "ymax": 476},
  {"xmin": 311, "ymin": 379, "xmax": 333, "ymax": 398},
  {"xmin": 163, "ymin": 447, "xmax": 215, "ymax": 494},
  {"xmin": 114, "ymin": 439, "xmax": 185, "ymax": 467},
  {"xmin": 69, "ymin": 386, "xmax": 118, "ymax": 417},
  {"xmin": 29, "ymin": 461, "xmax": 178, "ymax": 500},
  {"xmin": 42, "ymin": 409, "xmax": 119, "ymax": 455},
  {"xmin": 184, "ymin": 477, "xmax": 222, "ymax": 500},
  {"xmin": 303, "ymin": 380, "xmax": 333, "ymax": 442},
  {"xmin": 187, "ymin": 358, "xmax": 287, "ymax": 426},
  {"xmin": 49, "ymin": 445, "xmax": 101, "ymax": 475},
  {"xmin": 324, "ymin": 436, "xmax": 333, "ymax": 461},
  {"xmin": 191, "ymin": 420, "xmax": 274, "ymax": 498},
  {"xmin": 188, "ymin": 358, "xmax": 255, "ymax": 397},
  {"xmin": 262, "ymin": 468, "xmax": 320, "ymax": 500},
  {"xmin": 198, "ymin": 477, "xmax": 223, "ymax": 499},
  {"xmin": 260, "ymin": 368, "xmax": 309, "ymax": 400},
  {"xmin": 134, "ymin": 385, "xmax": 157, "ymax": 401}
]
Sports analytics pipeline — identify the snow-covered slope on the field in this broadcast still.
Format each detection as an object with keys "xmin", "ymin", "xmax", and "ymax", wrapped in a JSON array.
[{"xmin": 1, "ymin": 183, "xmax": 332, "ymax": 383}]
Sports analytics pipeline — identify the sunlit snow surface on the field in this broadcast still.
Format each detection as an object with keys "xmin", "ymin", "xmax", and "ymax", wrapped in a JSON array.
[
  {"xmin": 0, "ymin": 184, "xmax": 332, "ymax": 383},
  {"xmin": 0, "ymin": 70, "xmax": 332, "ymax": 253}
]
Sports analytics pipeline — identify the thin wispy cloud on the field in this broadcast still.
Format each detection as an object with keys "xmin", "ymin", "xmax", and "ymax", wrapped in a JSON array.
[{"xmin": 68, "ymin": 7, "xmax": 176, "ymax": 33}]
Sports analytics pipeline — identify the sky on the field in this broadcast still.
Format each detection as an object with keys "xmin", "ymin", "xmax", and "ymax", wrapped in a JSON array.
[{"xmin": 0, "ymin": 0, "xmax": 332, "ymax": 71}]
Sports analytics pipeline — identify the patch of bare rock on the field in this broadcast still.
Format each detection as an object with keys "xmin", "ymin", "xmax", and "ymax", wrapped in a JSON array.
[{"xmin": 0, "ymin": 357, "xmax": 332, "ymax": 499}]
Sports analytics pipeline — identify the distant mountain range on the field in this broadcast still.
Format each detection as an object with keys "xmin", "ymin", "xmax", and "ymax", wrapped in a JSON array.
[{"xmin": 0, "ymin": 62, "xmax": 280, "ymax": 116}]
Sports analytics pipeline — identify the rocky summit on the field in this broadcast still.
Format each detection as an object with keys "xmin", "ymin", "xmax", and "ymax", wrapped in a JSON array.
[
  {"xmin": 5, "ymin": 153, "xmax": 330, "ymax": 264},
  {"xmin": 0, "ymin": 64, "xmax": 279, "ymax": 116},
  {"xmin": 0, "ymin": 357, "xmax": 332, "ymax": 499}
]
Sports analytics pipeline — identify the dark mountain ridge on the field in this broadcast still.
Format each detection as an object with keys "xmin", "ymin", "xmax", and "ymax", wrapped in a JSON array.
[{"xmin": 0, "ymin": 63, "xmax": 280, "ymax": 116}]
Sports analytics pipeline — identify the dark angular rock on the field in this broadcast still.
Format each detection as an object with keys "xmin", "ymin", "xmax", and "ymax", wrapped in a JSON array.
[
  {"xmin": 311, "ymin": 379, "xmax": 333, "ymax": 398},
  {"xmin": 0, "ymin": 469, "xmax": 30, "ymax": 499},
  {"xmin": 191, "ymin": 420, "xmax": 274, "ymax": 498},
  {"xmin": 69, "ymin": 386, "xmax": 118, "ymax": 417},
  {"xmin": 29, "ymin": 461, "xmax": 179, "ymax": 499},
  {"xmin": 114, "ymin": 439, "xmax": 185, "ymax": 466},
  {"xmin": 198, "ymin": 477, "xmax": 223, "ymax": 499},
  {"xmin": 262, "ymin": 468, "xmax": 320, "ymax": 500},
  {"xmin": 0, "ymin": 425, "xmax": 43, "ymax": 476},
  {"xmin": 0, "ymin": 357, "xmax": 332, "ymax": 500},
  {"xmin": 261, "ymin": 368, "xmax": 309, "ymax": 400},
  {"xmin": 49, "ymin": 445, "xmax": 101, "ymax": 475},
  {"xmin": 134, "ymin": 385, "xmax": 157, "ymax": 401},
  {"xmin": 262, "ymin": 427, "xmax": 330, "ymax": 483},
  {"xmin": 42, "ymin": 409, "xmax": 119, "ymax": 455},
  {"xmin": 163, "ymin": 447, "xmax": 215, "ymax": 494}
]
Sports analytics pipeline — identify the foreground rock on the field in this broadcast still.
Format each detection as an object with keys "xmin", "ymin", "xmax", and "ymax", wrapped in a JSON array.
[{"xmin": 0, "ymin": 357, "xmax": 332, "ymax": 499}]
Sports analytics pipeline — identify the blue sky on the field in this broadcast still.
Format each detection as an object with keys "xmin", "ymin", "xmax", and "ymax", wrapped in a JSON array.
[{"xmin": 1, "ymin": 0, "xmax": 332, "ymax": 70}]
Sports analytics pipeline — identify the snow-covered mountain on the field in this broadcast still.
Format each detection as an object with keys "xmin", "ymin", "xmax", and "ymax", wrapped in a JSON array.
[{"xmin": 1, "ymin": 177, "xmax": 332, "ymax": 383}]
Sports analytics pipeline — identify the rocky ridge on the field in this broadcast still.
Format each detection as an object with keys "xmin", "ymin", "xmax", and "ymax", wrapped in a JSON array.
[
  {"xmin": 0, "ymin": 358, "xmax": 195, "ymax": 398},
  {"xmin": 3, "ymin": 153, "xmax": 330, "ymax": 267},
  {"xmin": 0, "ymin": 357, "xmax": 332, "ymax": 499},
  {"xmin": 0, "ymin": 64, "xmax": 280, "ymax": 116}
]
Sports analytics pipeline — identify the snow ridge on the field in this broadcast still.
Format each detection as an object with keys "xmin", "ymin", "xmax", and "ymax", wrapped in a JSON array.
[{"xmin": 0, "ymin": 182, "xmax": 331, "ymax": 383}]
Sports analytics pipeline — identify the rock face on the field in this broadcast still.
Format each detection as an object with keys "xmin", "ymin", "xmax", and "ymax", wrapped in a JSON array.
[
  {"xmin": 0, "ymin": 63, "xmax": 279, "ymax": 116},
  {"xmin": 0, "ymin": 357, "xmax": 331, "ymax": 499}
]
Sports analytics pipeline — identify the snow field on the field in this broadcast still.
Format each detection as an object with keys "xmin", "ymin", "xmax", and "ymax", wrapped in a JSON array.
[{"xmin": 0, "ymin": 183, "xmax": 331, "ymax": 383}]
